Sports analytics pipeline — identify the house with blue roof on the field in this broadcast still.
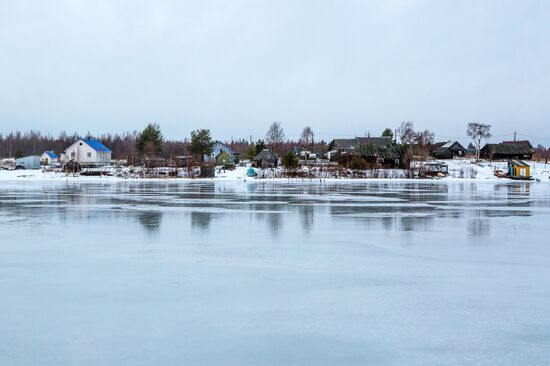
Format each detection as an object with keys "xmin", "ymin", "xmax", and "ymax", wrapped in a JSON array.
[
  {"xmin": 62, "ymin": 138, "xmax": 112, "ymax": 166},
  {"xmin": 40, "ymin": 151, "xmax": 59, "ymax": 165}
]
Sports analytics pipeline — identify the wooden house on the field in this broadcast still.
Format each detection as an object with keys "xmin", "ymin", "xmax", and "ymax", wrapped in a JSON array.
[
  {"xmin": 480, "ymin": 143, "xmax": 533, "ymax": 160},
  {"xmin": 253, "ymin": 149, "xmax": 278, "ymax": 168},
  {"xmin": 430, "ymin": 141, "xmax": 466, "ymax": 159},
  {"xmin": 216, "ymin": 151, "xmax": 233, "ymax": 166},
  {"xmin": 508, "ymin": 160, "xmax": 531, "ymax": 179}
]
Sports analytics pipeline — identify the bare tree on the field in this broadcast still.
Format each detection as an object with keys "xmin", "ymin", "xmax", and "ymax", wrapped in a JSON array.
[
  {"xmin": 466, "ymin": 122, "xmax": 491, "ymax": 160},
  {"xmin": 398, "ymin": 121, "xmax": 415, "ymax": 144},
  {"xmin": 300, "ymin": 126, "xmax": 314, "ymax": 147},
  {"xmin": 265, "ymin": 122, "xmax": 285, "ymax": 155},
  {"xmin": 414, "ymin": 129, "xmax": 435, "ymax": 157}
]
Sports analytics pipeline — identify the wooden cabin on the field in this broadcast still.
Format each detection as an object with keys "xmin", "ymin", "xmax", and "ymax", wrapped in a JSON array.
[{"xmin": 508, "ymin": 160, "xmax": 530, "ymax": 179}]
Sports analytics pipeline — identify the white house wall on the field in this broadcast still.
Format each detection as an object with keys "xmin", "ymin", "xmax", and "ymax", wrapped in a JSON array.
[{"xmin": 64, "ymin": 140, "xmax": 111, "ymax": 164}]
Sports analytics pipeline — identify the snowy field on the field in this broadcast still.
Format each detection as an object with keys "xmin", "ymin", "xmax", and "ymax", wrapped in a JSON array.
[{"xmin": 1, "ymin": 180, "xmax": 550, "ymax": 365}]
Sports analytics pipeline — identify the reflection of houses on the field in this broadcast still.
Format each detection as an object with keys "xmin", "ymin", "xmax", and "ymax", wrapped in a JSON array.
[
  {"xmin": 480, "ymin": 143, "xmax": 533, "ymax": 160},
  {"xmin": 61, "ymin": 138, "xmax": 112, "ymax": 166},
  {"xmin": 430, "ymin": 141, "xmax": 466, "ymax": 159},
  {"xmin": 253, "ymin": 149, "xmax": 278, "ymax": 168},
  {"xmin": 15, "ymin": 155, "xmax": 41, "ymax": 170},
  {"xmin": 40, "ymin": 151, "xmax": 59, "ymax": 165}
]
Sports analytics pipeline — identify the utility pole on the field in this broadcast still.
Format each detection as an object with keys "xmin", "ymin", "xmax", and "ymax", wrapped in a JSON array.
[{"xmin": 513, "ymin": 132, "xmax": 517, "ymax": 142}]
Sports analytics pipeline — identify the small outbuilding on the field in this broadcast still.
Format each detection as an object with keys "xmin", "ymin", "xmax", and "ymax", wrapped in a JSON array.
[
  {"xmin": 41, "ymin": 151, "xmax": 59, "ymax": 165},
  {"xmin": 508, "ymin": 160, "xmax": 531, "ymax": 179},
  {"xmin": 253, "ymin": 149, "xmax": 278, "ymax": 168},
  {"xmin": 422, "ymin": 161, "xmax": 449, "ymax": 174},
  {"xmin": 15, "ymin": 155, "xmax": 41, "ymax": 170}
]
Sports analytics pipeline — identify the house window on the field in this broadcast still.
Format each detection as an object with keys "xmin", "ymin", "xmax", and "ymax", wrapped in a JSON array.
[
  {"xmin": 71, "ymin": 152, "xmax": 75, "ymax": 158},
  {"xmin": 87, "ymin": 152, "xmax": 92, "ymax": 158}
]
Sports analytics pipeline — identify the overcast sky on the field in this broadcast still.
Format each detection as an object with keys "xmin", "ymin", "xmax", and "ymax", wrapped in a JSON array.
[{"xmin": 0, "ymin": 0, "xmax": 549, "ymax": 145}]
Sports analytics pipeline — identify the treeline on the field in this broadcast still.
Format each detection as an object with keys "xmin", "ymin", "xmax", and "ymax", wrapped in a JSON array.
[{"xmin": 0, "ymin": 127, "xmax": 328, "ymax": 160}]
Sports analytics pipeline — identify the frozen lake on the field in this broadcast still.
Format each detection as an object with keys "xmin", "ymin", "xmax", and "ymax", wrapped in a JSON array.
[{"xmin": 1, "ymin": 180, "xmax": 550, "ymax": 365}]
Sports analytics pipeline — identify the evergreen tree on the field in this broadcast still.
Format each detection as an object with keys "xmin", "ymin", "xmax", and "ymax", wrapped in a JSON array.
[
  {"xmin": 255, "ymin": 139, "xmax": 266, "ymax": 155},
  {"xmin": 190, "ymin": 129, "xmax": 214, "ymax": 162},
  {"xmin": 282, "ymin": 151, "xmax": 299, "ymax": 170},
  {"xmin": 382, "ymin": 128, "xmax": 394, "ymax": 143},
  {"xmin": 135, "ymin": 123, "xmax": 164, "ymax": 158}
]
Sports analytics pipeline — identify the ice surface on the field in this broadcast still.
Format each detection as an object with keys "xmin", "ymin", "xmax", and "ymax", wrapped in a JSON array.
[{"xmin": 1, "ymin": 180, "xmax": 550, "ymax": 365}]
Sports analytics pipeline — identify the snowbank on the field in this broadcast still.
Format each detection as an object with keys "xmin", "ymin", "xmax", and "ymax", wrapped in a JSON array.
[{"xmin": 0, "ymin": 160, "xmax": 549, "ymax": 182}]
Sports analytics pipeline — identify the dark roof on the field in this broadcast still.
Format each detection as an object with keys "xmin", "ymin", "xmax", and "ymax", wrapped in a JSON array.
[
  {"xmin": 329, "ymin": 136, "xmax": 390, "ymax": 151},
  {"xmin": 482, "ymin": 143, "xmax": 533, "ymax": 155},
  {"xmin": 502, "ymin": 140, "xmax": 533, "ymax": 149},
  {"xmin": 355, "ymin": 137, "xmax": 391, "ymax": 146},
  {"xmin": 431, "ymin": 141, "xmax": 466, "ymax": 155},
  {"xmin": 82, "ymin": 138, "xmax": 112, "ymax": 153},
  {"xmin": 253, "ymin": 149, "xmax": 277, "ymax": 162}
]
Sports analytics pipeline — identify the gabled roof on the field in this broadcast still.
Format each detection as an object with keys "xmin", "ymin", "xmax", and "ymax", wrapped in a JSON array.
[
  {"xmin": 82, "ymin": 138, "xmax": 112, "ymax": 153},
  {"xmin": 482, "ymin": 143, "xmax": 533, "ymax": 155},
  {"xmin": 253, "ymin": 149, "xmax": 277, "ymax": 161},
  {"xmin": 509, "ymin": 159, "xmax": 529, "ymax": 167},
  {"xmin": 43, "ymin": 151, "xmax": 58, "ymax": 159},
  {"xmin": 502, "ymin": 140, "xmax": 533, "ymax": 149},
  {"xmin": 355, "ymin": 136, "xmax": 391, "ymax": 146},
  {"xmin": 329, "ymin": 136, "xmax": 391, "ymax": 151},
  {"xmin": 431, "ymin": 141, "xmax": 466, "ymax": 155}
]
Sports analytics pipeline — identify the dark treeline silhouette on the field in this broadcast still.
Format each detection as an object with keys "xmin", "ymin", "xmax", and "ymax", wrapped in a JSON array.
[{"xmin": 0, "ymin": 130, "xmax": 329, "ymax": 159}]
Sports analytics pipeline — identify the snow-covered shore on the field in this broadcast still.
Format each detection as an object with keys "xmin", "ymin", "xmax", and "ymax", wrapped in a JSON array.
[{"xmin": 0, "ymin": 160, "xmax": 549, "ymax": 182}]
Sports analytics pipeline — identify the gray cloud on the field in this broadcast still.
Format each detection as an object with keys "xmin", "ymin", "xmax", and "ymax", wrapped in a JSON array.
[{"xmin": 1, "ymin": 0, "xmax": 549, "ymax": 145}]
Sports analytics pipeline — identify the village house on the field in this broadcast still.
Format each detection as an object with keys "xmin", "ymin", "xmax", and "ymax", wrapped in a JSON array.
[
  {"xmin": 40, "ymin": 151, "xmax": 59, "ymax": 165},
  {"xmin": 430, "ymin": 141, "xmax": 466, "ymax": 159},
  {"xmin": 480, "ymin": 142, "xmax": 534, "ymax": 160},
  {"xmin": 61, "ymin": 138, "xmax": 112, "ymax": 166},
  {"xmin": 327, "ymin": 136, "xmax": 391, "ymax": 159},
  {"xmin": 206, "ymin": 141, "xmax": 237, "ymax": 163},
  {"xmin": 253, "ymin": 149, "xmax": 278, "ymax": 168},
  {"xmin": 215, "ymin": 151, "xmax": 233, "ymax": 166}
]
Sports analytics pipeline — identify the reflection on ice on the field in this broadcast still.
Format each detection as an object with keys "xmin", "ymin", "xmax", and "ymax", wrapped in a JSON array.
[{"xmin": 1, "ymin": 180, "xmax": 550, "ymax": 366}]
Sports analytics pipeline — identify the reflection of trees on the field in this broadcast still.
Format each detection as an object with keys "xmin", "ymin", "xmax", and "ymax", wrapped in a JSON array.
[
  {"xmin": 191, "ymin": 211, "xmax": 212, "ymax": 231},
  {"xmin": 298, "ymin": 204, "xmax": 314, "ymax": 234},
  {"xmin": 137, "ymin": 210, "xmax": 163, "ymax": 233},
  {"xmin": 468, "ymin": 218, "xmax": 490, "ymax": 237},
  {"xmin": 267, "ymin": 213, "xmax": 282, "ymax": 238}
]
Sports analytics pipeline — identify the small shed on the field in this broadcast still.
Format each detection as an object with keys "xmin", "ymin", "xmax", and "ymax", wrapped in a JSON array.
[
  {"xmin": 63, "ymin": 159, "xmax": 82, "ymax": 173},
  {"xmin": 508, "ymin": 160, "xmax": 530, "ymax": 178},
  {"xmin": 422, "ymin": 162, "xmax": 449, "ymax": 175},
  {"xmin": 15, "ymin": 155, "xmax": 41, "ymax": 170},
  {"xmin": 253, "ymin": 149, "xmax": 278, "ymax": 168},
  {"xmin": 40, "ymin": 151, "xmax": 59, "ymax": 165}
]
